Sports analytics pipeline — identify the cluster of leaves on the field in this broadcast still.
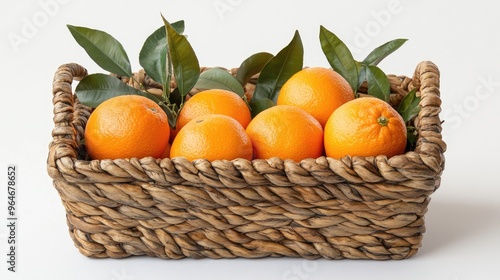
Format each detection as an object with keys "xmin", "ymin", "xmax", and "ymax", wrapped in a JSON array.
[
  {"xmin": 68, "ymin": 16, "xmax": 420, "ymax": 147},
  {"xmin": 318, "ymin": 25, "xmax": 420, "ymax": 148},
  {"xmin": 69, "ymin": 16, "xmax": 200, "ymax": 128}
]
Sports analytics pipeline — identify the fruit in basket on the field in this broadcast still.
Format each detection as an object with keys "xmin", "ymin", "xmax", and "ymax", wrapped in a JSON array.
[
  {"xmin": 170, "ymin": 114, "xmax": 252, "ymax": 161},
  {"xmin": 84, "ymin": 95, "xmax": 170, "ymax": 160},
  {"xmin": 172, "ymin": 89, "xmax": 252, "ymax": 138},
  {"xmin": 324, "ymin": 97, "xmax": 407, "ymax": 159},
  {"xmin": 69, "ymin": 18, "xmax": 420, "ymax": 158},
  {"xmin": 277, "ymin": 67, "xmax": 354, "ymax": 127},
  {"xmin": 246, "ymin": 105, "xmax": 323, "ymax": 162}
]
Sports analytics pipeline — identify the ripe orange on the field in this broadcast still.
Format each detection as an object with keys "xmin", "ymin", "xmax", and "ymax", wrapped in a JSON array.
[
  {"xmin": 277, "ymin": 67, "xmax": 354, "ymax": 127},
  {"xmin": 172, "ymin": 89, "xmax": 251, "ymax": 139},
  {"xmin": 324, "ymin": 97, "xmax": 407, "ymax": 159},
  {"xmin": 85, "ymin": 95, "xmax": 170, "ymax": 160},
  {"xmin": 170, "ymin": 114, "xmax": 253, "ymax": 161},
  {"xmin": 246, "ymin": 105, "xmax": 324, "ymax": 162}
]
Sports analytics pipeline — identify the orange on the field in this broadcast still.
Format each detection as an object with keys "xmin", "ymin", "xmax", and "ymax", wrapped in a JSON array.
[
  {"xmin": 84, "ymin": 95, "xmax": 170, "ymax": 160},
  {"xmin": 277, "ymin": 67, "xmax": 354, "ymax": 127},
  {"xmin": 170, "ymin": 114, "xmax": 253, "ymax": 161},
  {"xmin": 245, "ymin": 105, "xmax": 324, "ymax": 162},
  {"xmin": 324, "ymin": 97, "xmax": 407, "ymax": 159},
  {"xmin": 172, "ymin": 89, "xmax": 251, "ymax": 139}
]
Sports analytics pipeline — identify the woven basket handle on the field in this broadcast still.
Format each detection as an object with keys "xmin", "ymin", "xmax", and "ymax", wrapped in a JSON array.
[
  {"xmin": 47, "ymin": 63, "xmax": 88, "ymax": 177},
  {"xmin": 412, "ymin": 61, "xmax": 446, "ymax": 165}
]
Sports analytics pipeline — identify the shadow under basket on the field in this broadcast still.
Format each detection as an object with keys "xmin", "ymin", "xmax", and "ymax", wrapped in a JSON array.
[{"xmin": 47, "ymin": 61, "xmax": 446, "ymax": 260}]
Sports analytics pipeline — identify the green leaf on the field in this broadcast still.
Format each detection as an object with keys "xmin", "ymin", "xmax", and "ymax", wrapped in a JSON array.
[
  {"xmin": 236, "ymin": 52, "xmax": 274, "ymax": 86},
  {"xmin": 365, "ymin": 65, "xmax": 390, "ymax": 102},
  {"xmin": 319, "ymin": 25, "xmax": 358, "ymax": 93},
  {"xmin": 162, "ymin": 15, "xmax": 200, "ymax": 98},
  {"xmin": 253, "ymin": 30, "xmax": 303, "ymax": 103},
  {"xmin": 139, "ymin": 20, "xmax": 185, "ymax": 94},
  {"xmin": 67, "ymin": 25, "xmax": 132, "ymax": 77},
  {"xmin": 170, "ymin": 20, "xmax": 185, "ymax": 34},
  {"xmin": 356, "ymin": 62, "xmax": 365, "ymax": 97},
  {"xmin": 406, "ymin": 126, "xmax": 418, "ymax": 150},
  {"xmin": 363, "ymin": 38, "xmax": 408, "ymax": 66},
  {"xmin": 159, "ymin": 45, "xmax": 171, "ymax": 99},
  {"xmin": 139, "ymin": 26, "xmax": 168, "ymax": 85},
  {"xmin": 194, "ymin": 68, "xmax": 245, "ymax": 97},
  {"xmin": 249, "ymin": 98, "xmax": 275, "ymax": 118},
  {"xmin": 139, "ymin": 20, "xmax": 184, "ymax": 88},
  {"xmin": 398, "ymin": 88, "xmax": 421, "ymax": 122},
  {"xmin": 168, "ymin": 88, "xmax": 183, "ymax": 109},
  {"xmin": 75, "ymin": 74, "xmax": 161, "ymax": 108}
]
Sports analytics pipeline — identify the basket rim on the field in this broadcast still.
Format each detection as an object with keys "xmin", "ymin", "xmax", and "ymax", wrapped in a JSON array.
[{"xmin": 47, "ymin": 61, "xmax": 446, "ymax": 190}]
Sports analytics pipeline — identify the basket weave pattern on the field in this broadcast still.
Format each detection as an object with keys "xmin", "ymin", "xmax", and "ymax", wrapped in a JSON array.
[{"xmin": 47, "ymin": 61, "xmax": 446, "ymax": 260}]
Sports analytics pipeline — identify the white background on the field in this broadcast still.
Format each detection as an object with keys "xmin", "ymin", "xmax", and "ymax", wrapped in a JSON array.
[{"xmin": 1, "ymin": 0, "xmax": 500, "ymax": 279}]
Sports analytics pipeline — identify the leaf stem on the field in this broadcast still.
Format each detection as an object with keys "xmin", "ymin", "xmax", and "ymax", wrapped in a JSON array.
[{"xmin": 130, "ymin": 76, "xmax": 146, "ymax": 91}]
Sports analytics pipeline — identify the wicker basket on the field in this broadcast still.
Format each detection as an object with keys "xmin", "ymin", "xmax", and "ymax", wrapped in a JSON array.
[{"xmin": 47, "ymin": 61, "xmax": 446, "ymax": 260}]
